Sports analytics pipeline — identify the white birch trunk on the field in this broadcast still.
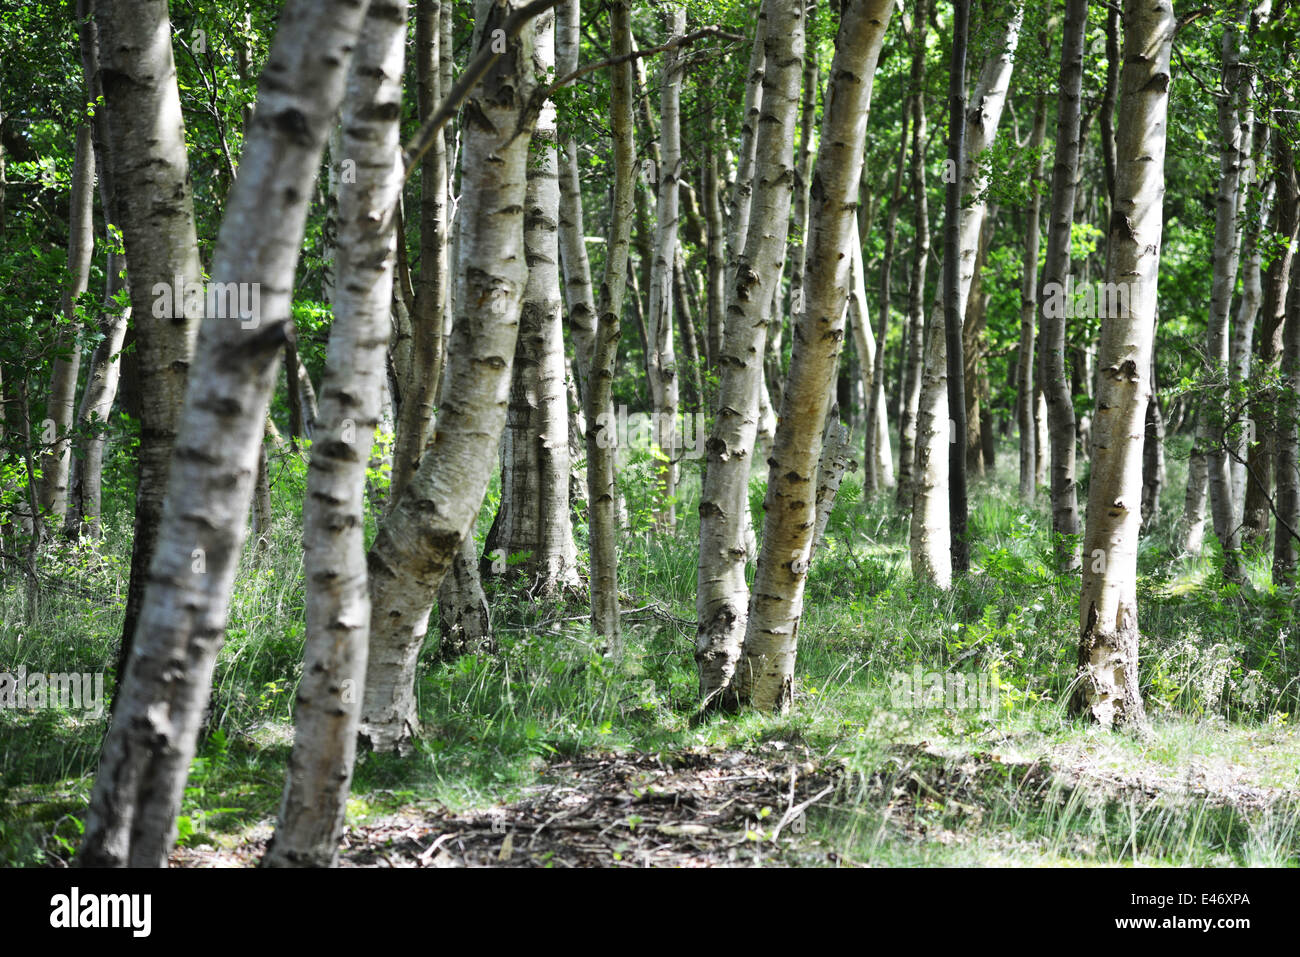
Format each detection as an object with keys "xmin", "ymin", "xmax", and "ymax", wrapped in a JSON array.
[
  {"xmin": 1074, "ymin": 0, "xmax": 1174, "ymax": 732},
  {"xmin": 910, "ymin": 6, "xmax": 1021, "ymax": 587},
  {"xmin": 264, "ymin": 0, "xmax": 406, "ymax": 867},
  {"xmin": 360, "ymin": 0, "xmax": 539, "ymax": 752},
  {"xmin": 695, "ymin": 0, "xmax": 803, "ymax": 708},
  {"xmin": 737, "ymin": 0, "xmax": 894, "ymax": 712},
  {"xmin": 79, "ymin": 0, "xmax": 373, "ymax": 867}
]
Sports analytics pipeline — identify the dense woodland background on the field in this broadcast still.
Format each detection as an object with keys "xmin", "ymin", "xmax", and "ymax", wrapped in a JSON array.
[{"xmin": 1, "ymin": 0, "xmax": 1300, "ymax": 868}]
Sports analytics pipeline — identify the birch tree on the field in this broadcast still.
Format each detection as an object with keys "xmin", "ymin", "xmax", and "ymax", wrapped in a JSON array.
[
  {"xmin": 390, "ymin": 0, "xmax": 448, "ymax": 501},
  {"xmin": 1018, "ymin": 92, "xmax": 1048, "ymax": 500},
  {"xmin": 556, "ymin": 0, "xmax": 596, "ymax": 398},
  {"xmin": 911, "ymin": 2, "xmax": 1022, "ymax": 586},
  {"xmin": 695, "ymin": 0, "xmax": 803, "ymax": 708},
  {"xmin": 37, "ymin": 124, "xmax": 94, "ymax": 526},
  {"xmin": 584, "ymin": 0, "xmax": 634, "ymax": 642},
  {"xmin": 91, "ymin": 0, "xmax": 203, "ymax": 679},
  {"xmin": 1074, "ymin": 0, "xmax": 1174, "ymax": 732},
  {"xmin": 264, "ymin": 0, "xmax": 407, "ymax": 867},
  {"xmin": 360, "ymin": 0, "xmax": 543, "ymax": 752},
  {"xmin": 1202, "ymin": 0, "xmax": 1261, "ymax": 579},
  {"xmin": 737, "ymin": 0, "xmax": 894, "ymax": 713},
  {"xmin": 65, "ymin": 0, "xmax": 129, "ymax": 540},
  {"xmin": 646, "ymin": 4, "xmax": 686, "ymax": 531},
  {"xmin": 1039, "ymin": 0, "xmax": 1088, "ymax": 571},
  {"xmin": 78, "ymin": 0, "xmax": 374, "ymax": 867},
  {"xmin": 896, "ymin": 0, "xmax": 929, "ymax": 509}
]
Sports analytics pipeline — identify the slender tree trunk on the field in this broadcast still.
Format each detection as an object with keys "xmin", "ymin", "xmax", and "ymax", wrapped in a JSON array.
[
  {"xmin": 391, "ymin": 0, "xmax": 448, "ymax": 500},
  {"xmin": 896, "ymin": 1, "xmax": 929, "ymax": 510},
  {"xmin": 484, "ymin": 6, "xmax": 578, "ymax": 594},
  {"xmin": 942, "ymin": 0, "xmax": 972, "ymax": 575},
  {"xmin": 78, "ymin": 0, "xmax": 373, "ymax": 867},
  {"xmin": 584, "ymin": 0, "xmax": 635, "ymax": 643},
  {"xmin": 702, "ymin": 73, "xmax": 726, "ymax": 368},
  {"xmin": 1244, "ymin": 132, "xmax": 1298, "ymax": 545},
  {"xmin": 556, "ymin": 0, "xmax": 595, "ymax": 401},
  {"xmin": 91, "ymin": 0, "xmax": 204, "ymax": 686},
  {"xmin": 866, "ymin": 99, "xmax": 908, "ymax": 494},
  {"xmin": 1019, "ymin": 91, "xmax": 1048, "ymax": 500},
  {"xmin": 1232, "ymin": 122, "xmax": 1271, "ymax": 513},
  {"xmin": 1099, "ymin": 4, "xmax": 1119, "ymax": 210},
  {"xmin": 736, "ymin": 0, "xmax": 893, "ymax": 713},
  {"xmin": 848, "ymin": 223, "xmax": 892, "ymax": 488},
  {"xmin": 723, "ymin": 12, "xmax": 767, "ymax": 318},
  {"xmin": 962, "ymin": 209, "xmax": 995, "ymax": 477},
  {"xmin": 66, "ymin": 2, "xmax": 127, "ymax": 540},
  {"xmin": 646, "ymin": 5, "xmax": 685, "ymax": 531},
  {"xmin": 695, "ymin": 0, "xmax": 803, "ymax": 709},
  {"xmin": 1073, "ymin": 0, "xmax": 1173, "ymax": 732},
  {"xmin": 912, "ymin": 2, "xmax": 1021, "ymax": 584},
  {"xmin": 360, "ymin": 0, "xmax": 544, "ymax": 753},
  {"xmin": 1039, "ymin": 0, "xmax": 1087, "ymax": 571},
  {"xmin": 438, "ymin": 535, "xmax": 493, "ymax": 657},
  {"xmin": 1203, "ymin": 0, "xmax": 1257, "ymax": 578},
  {"xmin": 38, "ymin": 124, "xmax": 95, "ymax": 526},
  {"xmin": 263, "ymin": 0, "xmax": 406, "ymax": 867},
  {"xmin": 673, "ymin": 245, "xmax": 704, "ymax": 408},
  {"xmin": 65, "ymin": 255, "xmax": 128, "ymax": 539},
  {"xmin": 1273, "ymin": 248, "xmax": 1300, "ymax": 583},
  {"xmin": 1141, "ymin": 344, "xmax": 1165, "ymax": 530}
]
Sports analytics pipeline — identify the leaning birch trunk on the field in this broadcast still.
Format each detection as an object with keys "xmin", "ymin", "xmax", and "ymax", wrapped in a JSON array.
[
  {"xmin": 91, "ymin": 0, "xmax": 204, "ymax": 682},
  {"xmin": 1072, "ymin": 0, "xmax": 1173, "ymax": 732},
  {"xmin": 736, "ymin": 0, "xmax": 893, "ymax": 713},
  {"xmin": 483, "ymin": 6, "xmax": 577, "ymax": 594},
  {"xmin": 911, "ymin": 3, "xmax": 1020, "ymax": 586},
  {"xmin": 695, "ymin": 0, "xmax": 803, "ymax": 709},
  {"xmin": 360, "ymin": 0, "xmax": 540, "ymax": 753},
  {"xmin": 390, "ymin": 0, "xmax": 448, "ymax": 500},
  {"xmin": 1039, "ymin": 0, "xmax": 1087, "ymax": 570},
  {"xmin": 38, "ymin": 124, "xmax": 95, "ymax": 525},
  {"xmin": 646, "ymin": 4, "xmax": 685, "ymax": 531},
  {"xmin": 585, "ymin": 0, "xmax": 635, "ymax": 642},
  {"xmin": 1203, "ymin": 0, "xmax": 1256, "ymax": 578},
  {"xmin": 263, "ymin": 0, "xmax": 406, "ymax": 868},
  {"xmin": 1018, "ymin": 92, "xmax": 1048, "ymax": 501},
  {"xmin": 556, "ymin": 0, "xmax": 596, "ymax": 398},
  {"xmin": 896, "ymin": 1, "xmax": 929, "ymax": 510},
  {"xmin": 78, "ymin": 0, "xmax": 372, "ymax": 868}
]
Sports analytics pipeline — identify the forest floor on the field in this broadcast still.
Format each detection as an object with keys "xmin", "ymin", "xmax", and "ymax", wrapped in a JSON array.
[
  {"xmin": 165, "ymin": 727, "xmax": 1299, "ymax": 867},
  {"xmin": 4, "ymin": 436, "xmax": 1300, "ymax": 866}
]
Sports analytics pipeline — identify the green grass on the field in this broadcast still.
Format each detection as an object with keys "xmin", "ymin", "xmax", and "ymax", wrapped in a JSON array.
[{"xmin": 2, "ymin": 432, "xmax": 1298, "ymax": 866}]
